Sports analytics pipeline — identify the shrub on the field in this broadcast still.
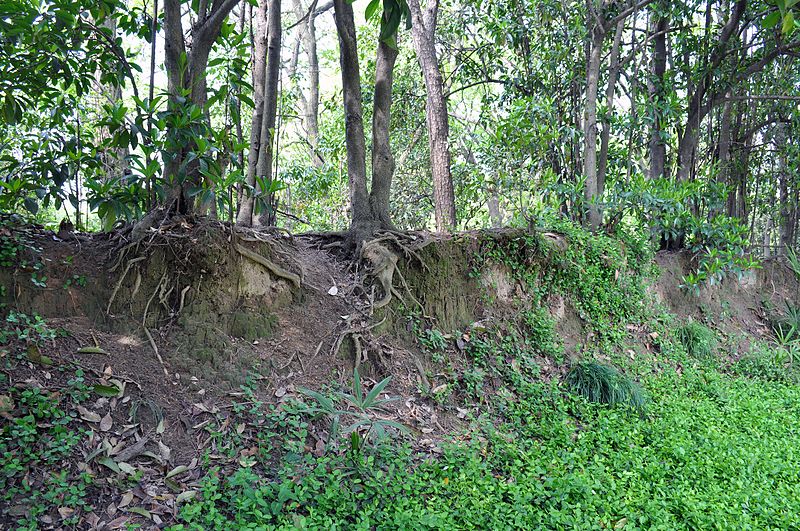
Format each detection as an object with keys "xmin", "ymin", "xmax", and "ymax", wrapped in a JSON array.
[
  {"xmin": 565, "ymin": 361, "xmax": 646, "ymax": 413},
  {"xmin": 676, "ymin": 320, "xmax": 717, "ymax": 360}
]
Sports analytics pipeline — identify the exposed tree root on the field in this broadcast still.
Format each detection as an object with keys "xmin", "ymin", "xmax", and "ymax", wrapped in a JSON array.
[
  {"xmin": 106, "ymin": 256, "xmax": 146, "ymax": 315},
  {"xmin": 361, "ymin": 238, "xmax": 427, "ymax": 315},
  {"xmin": 143, "ymin": 326, "xmax": 169, "ymax": 378},
  {"xmin": 235, "ymin": 243, "xmax": 302, "ymax": 289}
]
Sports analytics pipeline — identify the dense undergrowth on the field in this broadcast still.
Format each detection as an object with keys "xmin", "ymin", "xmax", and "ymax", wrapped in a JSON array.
[
  {"xmin": 171, "ymin": 367, "xmax": 800, "ymax": 530},
  {"xmin": 3, "ymin": 219, "xmax": 800, "ymax": 529},
  {"xmin": 169, "ymin": 222, "xmax": 800, "ymax": 530}
]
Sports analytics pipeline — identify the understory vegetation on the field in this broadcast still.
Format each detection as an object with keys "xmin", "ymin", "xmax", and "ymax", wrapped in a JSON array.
[
  {"xmin": 172, "ymin": 368, "xmax": 800, "ymax": 530},
  {"xmin": 1, "ymin": 215, "xmax": 799, "ymax": 528},
  {"xmin": 2, "ymin": 0, "xmax": 800, "ymax": 526},
  {"xmin": 162, "ymin": 226, "xmax": 798, "ymax": 529}
]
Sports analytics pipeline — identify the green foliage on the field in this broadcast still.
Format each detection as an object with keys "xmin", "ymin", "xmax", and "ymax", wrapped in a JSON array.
[
  {"xmin": 771, "ymin": 301, "xmax": 800, "ymax": 342},
  {"xmin": 565, "ymin": 360, "xmax": 646, "ymax": 413},
  {"xmin": 0, "ymin": 311, "xmax": 59, "ymax": 345},
  {"xmin": 296, "ymin": 369, "xmax": 407, "ymax": 452},
  {"xmin": 733, "ymin": 342, "xmax": 800, "ymax": 384},
  {"xmin": 479, "ymin": 218, "xmax": 652, "ymax": 347},
  {"xmin": 174, "ymin": 366, "xmax": 800, "ymax": 530},
  {"xmin": 606, "ymin": 177, "xmax": 759, "ymax": 292},
  {"xmin": 1, "ymin": 383, "xmax": 91, "ymax": 528},
  {"xmin": 676, "ymin": 320, "xmax": 717, "ymax": 360}
]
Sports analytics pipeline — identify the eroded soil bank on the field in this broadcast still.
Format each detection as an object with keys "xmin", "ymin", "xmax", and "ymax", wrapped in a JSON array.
[{"xmin": 1, "ymin": 219, "xmax": 796, "ymax": 528}]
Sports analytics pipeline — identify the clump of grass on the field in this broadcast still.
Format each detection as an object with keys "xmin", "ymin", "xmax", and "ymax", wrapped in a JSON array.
[
  {"xmin": 676, "ymin": 320, "xmax": 716, "ymax": 360},
  {"xmin": 565, "ymin": 361, "xmax": 646, "ymax": 413},
  {"xmin": 771, "ymin": 302, "xmax": 800, "ymax": 343}
]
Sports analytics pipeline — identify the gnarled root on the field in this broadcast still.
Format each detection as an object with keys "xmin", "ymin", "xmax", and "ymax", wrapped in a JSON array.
[{"xmin": 235, "ymin": 243, "xmax": 301, "ymax": 289}]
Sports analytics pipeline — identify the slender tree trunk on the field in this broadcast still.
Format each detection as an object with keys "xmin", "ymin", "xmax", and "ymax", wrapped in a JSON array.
[
  {"xmin": 290, "ymin": 0, "xmax": 324, "ymax": 168},
  {"xmin": 675, "ymin": 0, "xmax": 747, "ymax": 181},
  {"xmin": 302, "ymin": 0, "xmax": 323, "ymax": 167},
  {"xmin": 333, "ymin": 0, "xmax": 372, "ymax": 240},
  {"xmin": 648, "ymin": 11, "xmax": 668, "ymax": 179},
  {"xmin": 255, "ymin": 0, "xmax": 282, "ymax": 226},
  {"xmin": 162, "ymin": 0, "xmax": 239, "ymax": 214},
  {"xmin": 369, "ymin": 41, "xmax": 399, "ymax": 228},
  {"xmin": 597, "ymin": 19, "xmax": 623, "ymax": 195},
  {"xmin": 583, "ymin": 25, "xmax": 605, "ymax": 231},
  {"xmin": 408, "ymin": 0, "xmax": 456, "ymax": 231},
  {"xmin": 232, "ymin": 4, "xmax": 246, "ymax": 222},
  {"xmin": 777, "ymin": 123, "xmax": 792, "ymax": 251},
  {"xmin": 237, "ymin": 0, "xmax": 267, "ymax": 225},
  {"xmin": 100, "ymin": 14, "xmax": 130, "ymax": 185},
  {"xmin": 714, "ymin": 93, "xmax": 733, "ymax": 214}
]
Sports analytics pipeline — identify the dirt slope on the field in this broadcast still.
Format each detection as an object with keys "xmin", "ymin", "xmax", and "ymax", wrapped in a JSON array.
[{"xmin": 1, "ymin": 221, "xmax": 795, "ymax": 529}]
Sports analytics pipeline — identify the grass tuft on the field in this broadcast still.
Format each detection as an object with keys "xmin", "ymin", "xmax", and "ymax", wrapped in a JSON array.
[
  {"xmin": 676, "ymin": 320, "xmax": 716, "ymax": 359},
  {"xmin": 565, "ymin": 361, "xmax": 646, "ymax": 413}
]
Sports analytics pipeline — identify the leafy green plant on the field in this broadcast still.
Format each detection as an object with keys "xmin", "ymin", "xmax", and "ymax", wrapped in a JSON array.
[
  {"xmin": 296, "ymin": 369, "xmax": 407, "ymax": 452},
  {"xmin": 1, "ymin": 384, "xmax": 91, "ymax": 527},
  {"xmin": 676, "ymin": 320, "xmax": 717, "ymax": 360},
  {"xmin": 565, "ymin": 361, "xmax": 646, "ymax": 413},
  {"xmin": 771, "ymin": 302, "xmax": 800, "ymax": 343},
  {"xmin": 0, "ymin": 311, "xmax": 59, "ymax": 345},
  {"xmin": 787, "ymin": 247, "xmax": 800, "ymax": 281},
  {"xmin": 419, "ymin": 328, "xmax": 448, "ymax": 352},
  {"xmin": 734, "ymin": 343, "xmax": 800, "ymax": 384}
]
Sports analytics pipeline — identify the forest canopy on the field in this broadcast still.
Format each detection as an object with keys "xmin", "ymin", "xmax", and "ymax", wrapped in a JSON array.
[{"xmin": 0, "ymin": 0, "xmax": 798, "ymax": 276}]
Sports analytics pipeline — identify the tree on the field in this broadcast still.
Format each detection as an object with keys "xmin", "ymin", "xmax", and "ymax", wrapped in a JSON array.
[
  {"xmin": 583, "ymin": 0, "xmax": 653, "ymax": 231},
  {"xmin": 407, "ymin": 0, "xmax": 456, "ymax": 231},
  {"xmin": 238, "ymin": 0, "xmax": 282, "ymax": 227},
  {"xmin": 332, "ymin": 0, "xmax": 408, "ymax": 245},
  {"xmin": 162, "ymin": 0, "xmax": 239, "ymax": 214}
]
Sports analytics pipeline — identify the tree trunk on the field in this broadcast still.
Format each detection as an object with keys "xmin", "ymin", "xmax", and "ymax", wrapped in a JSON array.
[
  {"xmin": 597, "ymin": 19, "xmax": 623, "ymax": 195},
  {"xmin": 237, "ymin": 0, "xmax": 267, "ymax": 225},
  {"xmin": 408, "ymin": 0, "xmax": 456, "ymax": 232},
  {"xmin": 162, "ymin": 0, "xmax": 239, "ymax": 214},
  {"xmin": 675, "ymin": 0, "xmax": 747, "ymax": 181},
  {"xmin": 100, "ymin": 14, "xmax": 130, "ymax": 185},
  {"xmin": 583, "ymin": 25, "xmax": 605, "ymax": 231},
  {"xmin": 714, "ymin": 93, "xmax": 733, "ymax": 213},
  {"xmin": 300, "ymin": 0, "xmax": 323, "ymax": 167},
  {"xmin": 332, "ymin": 0, "xmax": 372, "ymax": 240},
  {"xmin": 777, "ymin": 123, "xmax": 793, "ymax": 251},
  {"xmin": 648, "ymin": 12, "xmax": 668, "ymax": 179},
  {"xmin": 369, "ymin": 41, "xmax": 399, "ymax": 229},
  {"xmin": 255, "ymin": 0, "xmax": 282, "ymax": 226}
]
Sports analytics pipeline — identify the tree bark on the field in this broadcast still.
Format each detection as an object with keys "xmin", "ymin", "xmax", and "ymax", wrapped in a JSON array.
[
  {"xmin": 777, "ymin": 123, "xmax": 794, "ymax": 250},
  {"xmin": 255, "ymin": 0, "xmax": 282, "ymax": 226},
  {"xmin": 647, "ymin": 11, "xmax": 668, "ymax": 179},
  {"xmin": 583, "ymin": 25, "xmax": 605, "ymax": 231},
  {"xmin": 597, "ymin": 19, "xmax": 623, "ymax": 196},
  {"xmin": 408, "ymin": 0, "xmax": 456, "ymax": 232},
  {"xmin": 299, "ymin": 0, "xmax": 323, "ymax": 167},
  {"xmin": 369, "ymin": 41, "xmax": 399, "ymax": 229},
  {"xmin": 675, "ymin": 0, "xmax": 746, "ymax": 181},
  {"xmin": 162, "ymin": 0, "xmax": 240, "ymax": 213},
  {"xmin": 237, "ymin": 0, "xmax": 267, "ymax": 225},
  {"xmin": 332, "ymin": 0, "xmax": 372, "ymax": 240}
]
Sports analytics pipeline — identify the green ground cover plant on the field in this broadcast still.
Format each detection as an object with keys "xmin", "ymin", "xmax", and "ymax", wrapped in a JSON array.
[{"xmin": 172, "ymin": 366, "xmax": 800, "ymax": 530}]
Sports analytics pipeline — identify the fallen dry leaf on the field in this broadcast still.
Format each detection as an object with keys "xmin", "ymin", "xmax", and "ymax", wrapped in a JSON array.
[
  {"xmin": 100, "ymin": 412, "xmax": 113, "ymax": 432},
  {"xmin": 77, "ymin": 405, "xmax": 102, "ymax": 423}
]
